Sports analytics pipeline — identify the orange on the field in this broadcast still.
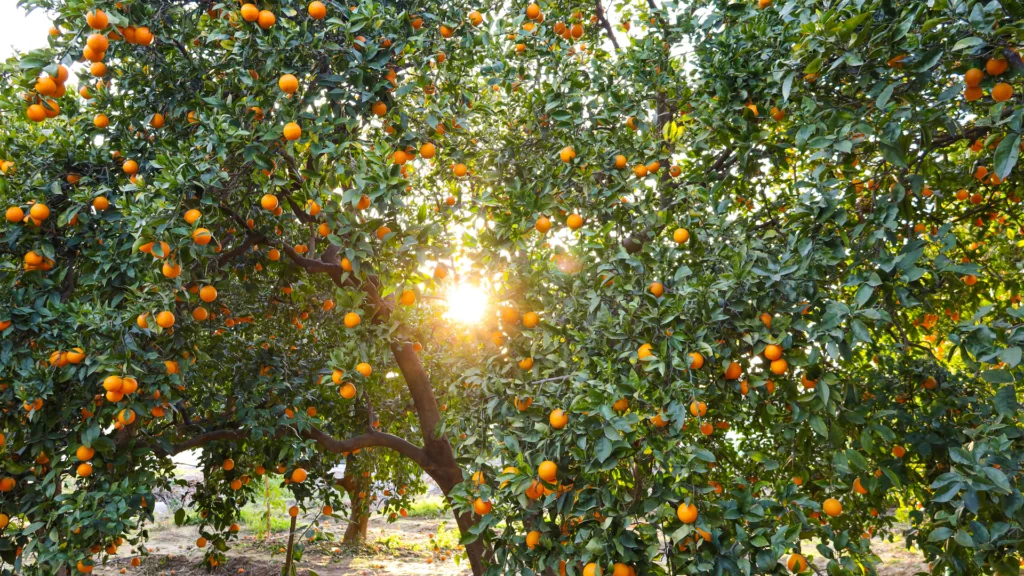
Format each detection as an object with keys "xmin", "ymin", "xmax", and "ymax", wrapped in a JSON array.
[
  {"xmin": 192, "ymin": 307, "xmax": 209, "ymax": 321},
  {"xmin": 76, "ymin": 445, "xmax": 95, "ymax": 461},
  {"xmin": 965, "ymin": 86, "xmax": 983, "ymax": 101},
  {"xmin": 372, "ymin": 101, "xmax": 388, "ymax": 116},
  {"xmin": 526, "ymin": 3, "xmax": 541, "ymax": 19},
  {"xmin": 27, "ymin": 104, "xmax": 46, "ymax": 122},
  {"xmin": 801, "ymin": 373, "xmax": 817, "ymax": 389},
  {"xmin": 637, "ymin": 343, "xmax": 653, "ymax": 359},
  {"xmin": 453, "ymin": 163, "xmax": 468, "ymax": 177},
  {"xmin": 567, "ymin": 214, "xmax": 583, "ymax": 229},
  {"xmin": 770, "ymin": 358, "xmax": 789, "ymax": 375},
  {"xmin": 724, "ymin": 361, "xmax": 742, "ymax": 380},
  {"xmin": 649, "ymin": 282, "xmax": 664, "ymax": 297},
  {"xmin": 614, "ymin": 154, "xmax": 627, "ymax": 169},
  {"xmin": 518, "ymin": 357, "xmax": 534, "ymax": 370},
  {"xmin": 278, "ymin": 73, "xmax": 299, "ymax": 93},
  {"xmin": 472, "ymin": 497, "xmax": 492, "ymax": 515},
  {"xmin": 283, "ymin": 122, "xmax": 301, "ymax": 140},
  {"xmin": 559, "ymin": 146, "xmax": 576, "ymax": 162},
  {"xmin": 135, "ymin": 27, "xmax": 153, "ymax": 45},
  {"xmin": 156, "ymin": 311, "xmax": 175, "ymax": 328},
  {"xmin": 523, "ymin": 311, "xmax": 539, "ymax": 328},
  {"xmin": 538, "ymin": 460, "xmax": 557, "ymax": 482},
  {"xmin": 420, "ymin": 142, "xmax": 436, "ymax": 158},
  {"xmin": 469, "ymin": 10, "xmax": 483, "ymax": 26},
  {"xmin": 257, "ymin": 9, "xmax": 276, "ymax": 28},
  {"xmin": 400, "ymin": 290, "xmax": 416, "ymax": 305},
  {"xmin": 6, "ymin": 206, "xmax": 24, "ymax": 223},
  {"xmin": 29, "ymin": 203, "xmax": 49, "ymax": 221},
  {"xmin": 892, "ymin": 445, "xmax": 906, "ymax": 458},
  {"xmin": 583, "ymin": 564, "xmax": 601, "ymax": 576},
  {"xmin": 86, "ymin": 9, "xmax": 108, "ymax": 29},
  {"xmin": 676, "ymin": 502, "xmax": 698, "ymax": 523},
  {"xmin": 356, "ymin": 362, "xmax": 372, "ymax": 377},
  {"xmin": 689, "ymin": 400, "xmax": 707, "ymax": 417},
  {"xmin": 763, "ymin": 344, "xmax": 783, "ymax": 361},
  {"xmin": 673, "ymin": 228, "xmax": 689, "ymax": 243},
  {"xmin": 992, "ymin": 83, "xmax": 1013, "ymax": 102},
  {"xmin": 184, "ymin": 209, "xmax": 201, "ymax": 224},
  {"xmin": 193, "ymin": 228, "xmax": 212, "ymax": 245},
  {"xmin": 612, "ymin": 398, "xmax": 629, "ymax": 412},
  {"xmin": 291, "ymin": 468, "xmax": 308, "ymax": 482},
  {"xmin": 122, "ymin": 160, "xmax": 139, "ymax": 175},
  {"xmin": 376, "ymin": 225, "xmax": 392, "ymax": 239},
  {"xmin": 344, "ymin": 312, "xmax": 361, "ymax": 328},
  {"xmin": 340, "ymin": 382, "xmax": 357, "ymax": 399},
  {"xmin": 240, "ymin": 3, "xmax": 259, "ymax": 21},
  {"xmin": 787, "ymin": 553, "xmax": 807, "ymax": 573},
  {"xmin": 986, "ymin": 58, "xmax": 1008, "ymax": 76},
  {"xmin": 633, "ymin": 164, "xmax": 648, "ymax": 178},
  {"xmin": 308, "ymin": 1, "xmax": 327, "ymax": 19},
  {"xmin": 199, "ymin": 285, "xmax": 217, "ymax": 302},
  {"xmin": 688, "ymin": 352, "xmax": 704, "ymax": 369},
  {"xmin": 261, "ymin": 193, "xmax": 279, "ymax": 211},
  {"xmin": 822, "ymin": 498, "xmax": 842, "ymax": 517},
  {"xmin": 94, "ymin": 113, "xmax": 109, "ymax": 128},
  {"xmin": 77, "ymin": 462, "xmax": 93, "ymax": 477},
  {"xmin": 549, "ymin": 408, "xmax": 567, "ymax": 429},
  {"xmin": 526, "ymin": 530, "xmax": 541, "ymax": 549},
  {"xmin": 964, "ymin": 68, "xmax": 983, "ymax": 87}
]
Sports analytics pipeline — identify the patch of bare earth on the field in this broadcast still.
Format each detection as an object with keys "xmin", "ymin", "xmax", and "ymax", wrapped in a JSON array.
[{"xmin": 92, "ymin": 516, "xmax": 470, "ymax": 576}]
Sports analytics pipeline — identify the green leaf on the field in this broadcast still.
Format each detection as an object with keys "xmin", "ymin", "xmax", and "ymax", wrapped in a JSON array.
[
  {"xmin": 876, "ymin": 84, "xmax": 895, "ymax": 109},
  {"xmin": 954, "ymin": 529, "xmax": 975, "ymax": 547},
  {"xmin": 983, "ymin": 370, "xmax": 1014, "ymax": 384},
  {"xmin": 928, "ymin": 527, "xmax": 952, "ymax": 541},
  {"xmin": 809, "ymin": 415, "xmax": 828, "ymax": 437},
  {"xmin": 994, "ymin": 385, "xmax": 1018, "ymax": 416},
  {"xmin": 994, "ymin": 134, "xmax": 1020, "ymax": 179},
  {"xmin": 998, "ymin": 347, "xmax": 1022, "ymax": 368},
  {"xmin": 951, "ymin": 37, "xmax": 984, "ymax": 51}
]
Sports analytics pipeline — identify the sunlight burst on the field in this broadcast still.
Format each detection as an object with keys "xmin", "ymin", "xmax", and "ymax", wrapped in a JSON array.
[{"xmin": 446, "ymin": 283, "xmax": 488, "ymax": 325}]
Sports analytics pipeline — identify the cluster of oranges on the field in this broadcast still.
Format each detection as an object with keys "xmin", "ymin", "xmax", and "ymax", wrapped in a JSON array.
[{"xmin": 963, "ymin": 57, "xmax": 1014, "ymax": 102}]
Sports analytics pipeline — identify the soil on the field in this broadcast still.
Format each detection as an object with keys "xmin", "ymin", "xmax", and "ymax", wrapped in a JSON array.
[{"xmin": 90, "ymin": 515, "xmax": 928, "ymax": 576}]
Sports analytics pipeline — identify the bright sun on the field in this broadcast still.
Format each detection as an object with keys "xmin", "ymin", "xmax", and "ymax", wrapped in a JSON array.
[{"xmin": 445, "ymin": 283, "xmax": 488, "ymax": 325}]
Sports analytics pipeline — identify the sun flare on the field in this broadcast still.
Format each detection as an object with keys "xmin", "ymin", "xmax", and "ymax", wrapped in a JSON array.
[{"xmin": 445, "ymin": 283, "xmax": 488, "ymax": 325}]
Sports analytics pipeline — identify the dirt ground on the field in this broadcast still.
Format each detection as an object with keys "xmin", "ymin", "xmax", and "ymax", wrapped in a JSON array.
[
  {"xmin": 91, "ymin": 515, "xmax": 928, "ymax": 576},
  {"xmin": 92, "ymin": 515, "xmax": 470, "ymax": 576}
]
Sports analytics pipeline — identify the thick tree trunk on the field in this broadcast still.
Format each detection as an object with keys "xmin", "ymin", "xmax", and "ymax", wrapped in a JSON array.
[{"xmin": 343, "ymin": 502, "xmax": 370, "ymax": 544}]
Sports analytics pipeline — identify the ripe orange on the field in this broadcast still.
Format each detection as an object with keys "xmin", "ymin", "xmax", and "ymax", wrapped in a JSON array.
[
  {"xmin": 567, "ymin": 214, "xmax": 583, "ymax": 229},
  {"xmin": 964, "ymin": 68, "xmax": 983, "ymax": 87},
  {"xmin": 156, "ymin": 311, "xmax": 175, "ymax": 328},
  {"xmin": 526, "ymin": 3, "xmax": 541, "ymax": 19},
  {"xmin": 122, "ymin": 160, "xmax": 139, "ymax": 175},
  {"xmin": 649, "ymin": 282, "xmax": 664, "ymax": 297},
  {"xmin": 420, "ymin": 142, "xmax": 436, "ymax": 158},
  {"xmin": 673, "ymin": 228, "xmax": 690, "ymax": 244},
  {"xmin": 770, "ymin": 358, "xmax": 789, "ymax": 375},
  {"xmin": 184, "ymin": 209, "xmax": 201, "ymax": 224},
  {"xmin": 27, "ymin": 104, "xmax": 46, "ymax": 122},
  {"xmin": 94, "ymin": 113, "xmax": 109, "ymax": 128},
  {"xmin": 688, "ymin": 351, "xmax": 704, "ymax": 369},
  {"xmin": 538, "ymin": 460, "xmax": 557, "ymax": 482},
  {"xmin": 86, "ymin": 9, "xmax": 108, "ymax": 29},
  {"xmin": 526, "ymin": 530, "xmax": 541, "ymax": 549},
  {"xmin": 523, "ymin": 311, "xmax": 539, "ymax": 328},
  {"xmin": 308, "ymin": 1, "xmax": 326, "ymax": 19},
  {"xmin": 340, "ymin": 382, "xmax": 357, "ymax": 399},
  {"xmin": 6, "ymin": 206, "xmax": 24, "ymax": 222},
  {"xmin": 986, "ymin": 58, "xmax": 1008, "ymax": 76},
  {"xmin": 199, "ymin": 285, "xmax": 217, "ymax": 302},
  {"xmin": 677, "ymin": 502, "xmax": 698, "ymax": 523},
  {"xmin": 292, "ymin": 468, "xmax": 308, "ymax": 482},
  {"xmin": 549, "ymin": 408, "xmax": 567, "ymax": 429},
  {"xmin": 787, "ymin": 553, "xmax": 807, "ymax": 573},
  {"xmin": 992, "ymin": 83, "xmax": 1013, "ymax": 102},
  {"xmin": 279, "ymin": 73, "xmax": 299, "ymax": 93},
  {"xmin": 453, "ymin": 163, "xmax": 468, "ymax": 177},
  {"xmin": 261, "ymin": 194, "xmax": 279, "ymax": 211},
  {"xmin": 372, "ymin": 101, "xmax": 388, "ymax": 116},
  {"xmin": 763, "ymin": 344, "xmax": 783, "ymax": 361},
  {"xmin": 193, "ymin": 228, "xmax": 212, "ymax": 245},
  {"xmin": 257, "ymin": 9, "xmax": 276, "ymax": 28},
  {"xmin": 472, "ymin": 497, "xmax": 492, "ymax": 515},
  {"xmin": 469, "ymin": 10, "xmax": 483, "ymax": 26},
  {"xmin": 822, "ymin": 498, "xmax": 842, "ymax": 517},
  {"xmin": 344, "ymin": 312, "xmax": 361, "ymax": 328},
  {"xmin": 240, "ymin": 3, "xmax": 259, "ymax": 21},
  {"xmin": 356, "ymin": 362, "xmax": 372, "ymax": 377},
  {"xmin": 283, "ymin": 122, "xmax": 302, "ymax": 140},
  {"xmin": 689, "ymin": 400, "xmax": 707, "ymax": 417},
  {"xmin": 724, "ymin": 361, "xmax": 742, "ymax": 380}
]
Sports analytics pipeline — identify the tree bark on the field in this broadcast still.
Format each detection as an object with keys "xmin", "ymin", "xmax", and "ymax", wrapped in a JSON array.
[{"xmin": 342, "ymin": 501, "xmax": 369, "ymax": 544}]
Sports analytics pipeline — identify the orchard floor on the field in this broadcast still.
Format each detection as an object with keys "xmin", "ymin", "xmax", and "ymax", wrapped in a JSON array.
[{"xmin": 90, "ymin": 514, "xmax": 928, "ymax": 576}]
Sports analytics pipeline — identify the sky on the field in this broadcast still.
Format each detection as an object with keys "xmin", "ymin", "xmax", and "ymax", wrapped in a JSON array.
[{"xmin": 0, "ymin": 0, "xmax": 52, "ymax": 59}]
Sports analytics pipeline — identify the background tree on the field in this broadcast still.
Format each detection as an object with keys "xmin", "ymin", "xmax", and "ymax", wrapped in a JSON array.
[{"xmin": 1, "ymin": 0, "xmax": 1024, "ymax": 575}]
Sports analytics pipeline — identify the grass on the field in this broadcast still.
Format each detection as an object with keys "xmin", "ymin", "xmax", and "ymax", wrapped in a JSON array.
[{"xmin": 403, "ymin": 495, "xmax": 448, "ymax": 518}]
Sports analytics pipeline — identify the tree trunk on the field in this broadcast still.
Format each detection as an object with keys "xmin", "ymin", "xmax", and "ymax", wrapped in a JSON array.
[{"xmin": 343, "ymin": 502, "xmax": 370, "ymax": 544}]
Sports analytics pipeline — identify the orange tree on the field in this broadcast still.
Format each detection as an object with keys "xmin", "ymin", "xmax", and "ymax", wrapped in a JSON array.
[{"xmin": 2, "ymin": 0, "xmax": 1024, "ymax": 574}]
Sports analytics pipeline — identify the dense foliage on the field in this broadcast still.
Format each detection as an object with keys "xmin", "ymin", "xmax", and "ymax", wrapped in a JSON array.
[{"xmin": 1, "ymin": 0, "xmax": 1023, "ymax": 574}]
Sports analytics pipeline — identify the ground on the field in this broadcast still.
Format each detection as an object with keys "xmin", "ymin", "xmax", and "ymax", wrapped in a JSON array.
[{"xmin": 90, "ymin": 509, "xmax": 930, "ymax": 576}]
